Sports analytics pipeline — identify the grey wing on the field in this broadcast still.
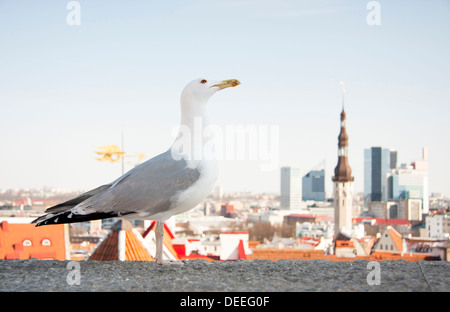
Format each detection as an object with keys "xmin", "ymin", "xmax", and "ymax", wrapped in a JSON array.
[{"xmin": 77, "ymin": 149, "xmax": 201, "ymax": 217}]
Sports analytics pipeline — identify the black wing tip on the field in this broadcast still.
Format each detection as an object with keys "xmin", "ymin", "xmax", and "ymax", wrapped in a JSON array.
[
  {"xmin": 31, "ymin": 211, "xmax": 126, "ymax": 227},
  {"xmin": 31, "ymin": 214, "xmax": 59, "ymax": 227},
  {"xmin": 31, "ymin": 216, "xmax": 47, "ymax": 226}
]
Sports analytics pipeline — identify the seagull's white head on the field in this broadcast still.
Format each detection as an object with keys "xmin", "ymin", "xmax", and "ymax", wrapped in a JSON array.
[
  {"xmin": 175, "ymin": 78, "xmax": 241, "ymax": 163},
  {"xmin": 180, "ymin": 78, "xmax": 241, "ymax": 108}
]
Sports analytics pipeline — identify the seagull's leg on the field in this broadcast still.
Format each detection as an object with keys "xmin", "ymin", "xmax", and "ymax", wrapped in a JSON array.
[
  {"xmin": 154, "ymin": 220, "xmax": 185, "ymax": 265},
  {"xmin": 155, "ymin": 221, "xmax": 165, "ymax": 265}
]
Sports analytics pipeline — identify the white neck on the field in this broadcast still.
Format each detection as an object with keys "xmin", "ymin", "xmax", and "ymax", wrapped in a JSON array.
[
  {"xmin": 171, "ymin": 96, "xmax": 216, "ymax": 163},
  {"xmin": 179, "ymin": 97, "xmax": 210, "ymax": 131}
]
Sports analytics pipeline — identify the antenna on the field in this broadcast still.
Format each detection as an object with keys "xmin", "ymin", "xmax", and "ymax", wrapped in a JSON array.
[
  {"xmin": 340, "ymin": 81, "xmax": 346, "ymax": 110},
  {"xmin": 311, "ymin": 159, "xmax": 326, "ymax": 171},
  {"xmin": 121, "ymin": 125, "xmax": 125, "ymax": 175}
]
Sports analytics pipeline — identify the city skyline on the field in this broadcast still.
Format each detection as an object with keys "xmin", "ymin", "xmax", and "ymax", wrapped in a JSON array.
[{"xmin": 0, "ymin": 1, "xmax": 449, "ymax": 196}]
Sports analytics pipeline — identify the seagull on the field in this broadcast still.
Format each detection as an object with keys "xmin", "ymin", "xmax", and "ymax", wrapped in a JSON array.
[{"xmin": 32, "ymin": 78, "xmax": 241, "ymax": 264}]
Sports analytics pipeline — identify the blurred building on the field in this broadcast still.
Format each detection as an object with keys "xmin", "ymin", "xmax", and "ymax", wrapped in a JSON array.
[
  {"xmin": 386, "ymin": 148, "xmax": 429, "ymax": 214},
  {"xmin": 220, "ymin": 203, "xmax": 236, "ymax": 218},
  {"xmin": 368, "ymin": 199, "xmax": 423, "ymax": 222},
  {"xmin": 0, "ymin": 221, "xmax": 68, "ymax": 260},
  {"xmin": 280, "ymin": 166, "xmax": 302, "ymax": 210},
  {"xmin": 213, "ymin": 186, "xmax": 223, "ymax": 200},
  {"xmin": 302, "ymin": 169, "xmax": 325, "ymax": 201},
  {"xmin": 365, "ymin": 147, "xmax": 429, "ymax": 214},
  {"xmin": 171, "ymin": 232, "xmax": 249, "ymax": 261},
  {"xmin": 87, "ymin": 220, "xmax": 179, "ymax": 262},
  {"xmin": 426, "ymin": 214, "xmax": 450, "ymax": 239},
  {"xmin": 219, "ymin": 232, "xmax": 249, "ymax": 260},
  {"xmin": 364, "ymin": 147, "xmax": 393, "ymax": 202}
]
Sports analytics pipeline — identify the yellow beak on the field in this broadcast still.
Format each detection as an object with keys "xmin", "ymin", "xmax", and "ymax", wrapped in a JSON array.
[{"xmin": 211, "ymin": 79, "xmax": 241, "ymax": 90}]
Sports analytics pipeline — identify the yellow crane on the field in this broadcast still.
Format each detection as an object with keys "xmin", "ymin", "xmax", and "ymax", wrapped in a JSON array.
[
  {"xmin": 95, "ymin": 145, "xmax": 145, "ymax": 174},
  {"xmin": 95, "ymin": 145, "xmax": 124, "ymax": 162}
]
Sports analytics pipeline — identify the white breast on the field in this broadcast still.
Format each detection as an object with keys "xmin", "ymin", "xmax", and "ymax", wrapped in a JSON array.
[{"xmin": 169, "ymin": 158, "xmax": 218, "ymax": 217}]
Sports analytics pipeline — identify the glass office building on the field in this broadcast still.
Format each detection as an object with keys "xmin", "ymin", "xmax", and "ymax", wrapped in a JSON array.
[
  {"xmin": 302, "ymin": 169, "xmax": 325, "ymax": 201},
  {"xmin": 364, "ymin": 147, "xmax": 391, "ymax": 202},
  {"xmin": 280, "ymin": 166, "xmax": 302, "ymax": 210}
]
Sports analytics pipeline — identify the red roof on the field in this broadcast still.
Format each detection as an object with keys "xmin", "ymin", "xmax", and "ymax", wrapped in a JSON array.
[
  {"xmin": 383, "ymin": 227, "xmax": 404, "ymax": 252},
  {"xmin": 285, "ymin": 214, "xmax": 329, "ymax": 222},
  {"xmin": 179, "ymin": 254, "xmax": 219, "ymax": 261},
  {"xmin": 172, "ymin": 243, "xmax": 186, "ymax": 257},
  {"xmin": 286, "ymin": 214, "xmax": 316, "ymax": 218},
  {"xmin": 238, "ymin": 239, "xmax": 247, "ymax": 260},
  {"xmin": 124, "ymin": 231, "xmax": 153, "ymax": 261},
  {"xmin": 247, "ymin": 248, "xmax": 438, "ymax": 262},
  {"xmin": 353, "ymin": 218, "xmax": 411, "ymax": 226},
  {"xmin": 299, "ymin": 237, "xmax": 320, "ymax": 246},
  {"xmin": 88, "ymin": 220, "xmax": 153, "ymax": 261},
  {"xmin": 89, "ymin": 231, "xmax": 120, "ymax": 261},
  {"xmin": 336, "ymin": 240, "xmax": 354, "ymax": 248}
]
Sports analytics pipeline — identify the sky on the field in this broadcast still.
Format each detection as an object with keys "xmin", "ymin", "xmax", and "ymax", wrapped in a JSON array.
[{"xmin": 0, "ymin": 0, "xmax": 449, "ymax": 196}]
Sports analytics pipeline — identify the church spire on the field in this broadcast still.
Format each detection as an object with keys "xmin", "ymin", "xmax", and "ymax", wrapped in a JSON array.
[{"xmin": 332, "ymin": 83, "xmax": 354, "ymax": 183}]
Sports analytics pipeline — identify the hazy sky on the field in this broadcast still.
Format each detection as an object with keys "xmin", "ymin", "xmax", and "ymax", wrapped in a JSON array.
[{"xmin": 0, "ymin": 0, "xmax": 449, "ymax": 195}]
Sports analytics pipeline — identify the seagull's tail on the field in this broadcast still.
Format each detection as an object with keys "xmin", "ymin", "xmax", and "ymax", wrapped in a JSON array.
[{"xmin": 32, "ymin": 210, "xmax": 125, "ymax": 227}]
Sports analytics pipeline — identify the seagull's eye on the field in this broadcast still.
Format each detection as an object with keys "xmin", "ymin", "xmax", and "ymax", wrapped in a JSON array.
[{"xmin": 201, "ymin": 79, "xmax": 207, "ymax": 84}]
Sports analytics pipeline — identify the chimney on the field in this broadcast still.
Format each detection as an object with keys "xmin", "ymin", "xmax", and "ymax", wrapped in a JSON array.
[
  {"xmin": 118, "ymin": 230, "xmax": 126, "ymax": 261},
  {"xmin": 112, "ymin": 220, "xmax": 134, "ymax": 261}
]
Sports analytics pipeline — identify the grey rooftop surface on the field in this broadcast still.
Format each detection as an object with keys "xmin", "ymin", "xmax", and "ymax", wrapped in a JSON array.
[{"xmin": 0, "ymin": 259, "xmax": 448, "ymax": 292}]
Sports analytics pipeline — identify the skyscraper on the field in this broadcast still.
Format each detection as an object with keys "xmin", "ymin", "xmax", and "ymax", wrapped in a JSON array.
[
  {"xmin": 386, "ymin": 147, "xmax": 429, "ymax": 214},
  {"xmin": 302, "ymin": 169, "xmax": 325, "ymax": 201},
  {"xmin": 390, "ymin": 150, "xmax": 398, "ymax": 170},
  {"xmin": 366, "ymin": 146, "xmax": 429, "ymax": 214},
  {"xmin": 364, "ymin": 147, "xmax": 391, "ymax": 202},
  {"xmin": 280, "ymin": 166, "xmax": 302, "ymax": 210},
  {"xmin": 332, "ymin": 106, "xmax": 354, "ymax": 237}
]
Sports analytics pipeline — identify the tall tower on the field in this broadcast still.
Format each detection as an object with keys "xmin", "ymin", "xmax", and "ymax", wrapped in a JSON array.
[
  {"xmin": 280, "ymin": 167, "xmax": 302, "ymax": 210},
  {"xmin": 364, "ymin": 146, "xmax": 390, "ymax": 202},
  {"xmin": 332, "ymin": 84, "xmax": 354, "ymax": 237}
]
